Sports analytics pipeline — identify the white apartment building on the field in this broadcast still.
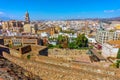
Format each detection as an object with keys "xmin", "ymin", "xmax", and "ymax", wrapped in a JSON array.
[
  {"xmin": 102, "ymin": 40, "xmax": 120, "ymax": 58},
  {"xmin": 95, "ymin": 30, "xmax": 120, "ymax": 44}
]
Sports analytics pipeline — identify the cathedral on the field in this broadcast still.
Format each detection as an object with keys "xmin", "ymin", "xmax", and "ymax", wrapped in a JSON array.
[{"xmin": 25, "ymin": 11, "xmax": 30, "ymax": 24}]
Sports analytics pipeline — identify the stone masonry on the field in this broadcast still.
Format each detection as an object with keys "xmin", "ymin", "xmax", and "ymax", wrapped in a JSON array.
[
  {"xmin": 3, "ymin": 52, "xmax": 120, "ymax": 80},
  {"xmin": 1, "ymin": 44, "xmax": 120, "ymax": 80}
]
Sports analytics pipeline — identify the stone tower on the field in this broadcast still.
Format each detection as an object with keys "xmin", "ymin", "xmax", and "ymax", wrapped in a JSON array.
[{"xmin": 25, "ymin": 11, "xmax": 30, "ymax": 24}]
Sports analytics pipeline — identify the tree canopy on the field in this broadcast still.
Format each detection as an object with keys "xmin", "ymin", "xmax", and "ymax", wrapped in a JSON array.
[
  {"xmin": 117, "ymin": 48, "xmax": 120, "ymax": 59},
  {"xmin": 48, "ymin": 34, "xmax": 88, "ymax": 49},
  {"xmin": 68, "ymin": 34, "xmax": 88, "ymax": 49}
]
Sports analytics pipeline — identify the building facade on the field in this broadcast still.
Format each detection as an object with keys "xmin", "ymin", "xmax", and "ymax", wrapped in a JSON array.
[
  {"xmin": 95, "ymin": 30, "xmax": 120, "ymax": 44},
  {"xmin": 37, "ymin": 27, "xmax": 55, "ymax": 36},
  {"xmin": 102, "ymin": 40, "xmax": 120, "ymax": 58},
  {"xmin": 3, "ymin": 37, "xmax": 40, "ymax": 47},
  {"xmin": 2, "ymin": 20, "xmax": 24, "ymax": 32}
]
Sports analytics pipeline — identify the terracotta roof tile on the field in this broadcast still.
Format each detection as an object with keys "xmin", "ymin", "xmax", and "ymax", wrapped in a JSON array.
[{"xmin": 108, "ymin": 40, "xmax": 120, "ymax": 45}]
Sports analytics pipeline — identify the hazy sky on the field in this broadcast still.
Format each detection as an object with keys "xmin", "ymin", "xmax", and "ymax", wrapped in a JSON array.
[{"xmin": 0, "ymin": 0, "xmax": 120, "ymax": 20}]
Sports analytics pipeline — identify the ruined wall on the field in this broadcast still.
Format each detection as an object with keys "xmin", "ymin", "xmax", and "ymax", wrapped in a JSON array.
[
  {"xmin": 49, "ymin": 48, "xmax": 88, "ymax": 55},
  {"xmin": 9, "ymin": 48, "xmax": 21, "ymax": 57},
  {"xmin": 3, "ymin": 52, "xmax": 120, "ymax": 80},
  {"xmin": 24, "ymin": 54, "xmax": 120, "ymax": 77},
  {"xmin": 31, "ymin": 45, "xmax": 47, "ymax": 55},
  {"xmin": 48, "ymin": 48, "xmax": 89, "ymax": 61},
  {"xmin": 0, "ymin": 44, "xmax": 21, "ymax": 57},
  {"xmin": 19, "ymin": 45, "xmax": 31, "ymax": 54}
]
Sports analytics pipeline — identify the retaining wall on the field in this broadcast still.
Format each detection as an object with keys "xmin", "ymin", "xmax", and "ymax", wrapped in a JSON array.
[{"xmin": 3, "ymin": 52, "xmax": 120, "ymax": 80}]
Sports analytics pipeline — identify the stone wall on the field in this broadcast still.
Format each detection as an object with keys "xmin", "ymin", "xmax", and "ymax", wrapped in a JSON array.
[
  {"xmin": 31, "ymin": 45, "xmax": 47, "ymax": 55},
  {"xmin": 23, "ymin": 54, "xmax": 120, "ymax": 77},
  {"xmin": 19, "ymin": 45, "xmax": 31, "ymax": 54},
  {"xmin": 49, "ymin": 48, "xmax": 88, "ymax": 55},
  {"xmin": 48, "ymin": 48, "xmax": 89, "ymax": 61},
  {"xmin": 9, "ymin": 48, "xmax": 22, "ymax": 58},
  {"xmin": 1, "ymin": 44, "xmax": 120, "ymax": 80},
  {"xmin": 3, "ymin": 52, "xmax": 120, "ymax": 80},
  {"xmin": 0, "ymin": 45, "xmax": 21, "ymax": 57}
]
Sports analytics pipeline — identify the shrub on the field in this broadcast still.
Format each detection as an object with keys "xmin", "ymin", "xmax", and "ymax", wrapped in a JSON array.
[
  {"xmin": 116, "ymin": 60, "xmax": 120, "ymax": 68},
  {"xmin": 27, "ymin": 55, "xmax": 31, "ymax": 60},
  {"xmin": 89, "ymin": 46, "xmax": 93, "ymax": 49},
  {"xmin": 117, "ymin": 48, "xmax": 120, "ymax": 59},
  {"xmin": 48, "ymin": 44, "xmax": 54, "ymax": 49},
  {"xmin": 109, "ymin": 63, "xmax": 116, "ymax": 68}
]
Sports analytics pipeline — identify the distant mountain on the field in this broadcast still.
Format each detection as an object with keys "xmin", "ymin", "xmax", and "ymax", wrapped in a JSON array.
[
  {"xmin": 65, "ymin": 16, "xmax": 120, "ymax": 21},
  {"xmin": 105, "ymin": 17, "xmax": 120, "ymax": 21},
  {"xmin": 0, "ymin": 16, "xmax": 11, "ymax": 21}
]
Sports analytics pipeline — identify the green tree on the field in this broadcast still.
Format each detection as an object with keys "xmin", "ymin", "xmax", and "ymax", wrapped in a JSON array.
[
  {"xmin": 56, "ymin": 34, "xmax": 88, "ymax": 49},
  {"xmin": 68, "ymin": 42, "xmax": 77, "ymax": 49},
  {"xmin": 58, "ymin": 35, "xmax": 64, "ymax": 43},
  {"xmin": 48, "ymin": 44, "xmax": 54, "ymax": 49},
  {"xmin": 58, "ymin": 35, "xmax": 68, "ymax": 43},
  {"xmin": 57, "ymin": 35, "xmax": 68, "ymax": 48},
  {"xmin": 117, "ymin": 48, "xmax": 120, "ymax": 59},
  {"xmin": 27, "ymin": 55, "xmax": 31, "ymax": 60},
  {"xmin": 76, "ymin": 34, "xmax": 88, "ymax": 48},
  {"xmin": 76, "ymin": 34, "xmax": 82, "ymax": 47},
  {"xmin": 116, "ymin": 60, "xmax": 120, "ymax": 68}
]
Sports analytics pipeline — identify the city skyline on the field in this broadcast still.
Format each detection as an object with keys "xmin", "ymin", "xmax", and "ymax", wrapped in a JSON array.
[{"xmin": 0, "ymin": 0, "xmax": 120, "ymax": 20}]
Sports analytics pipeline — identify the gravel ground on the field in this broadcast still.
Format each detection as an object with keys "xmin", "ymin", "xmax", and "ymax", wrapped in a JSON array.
[{"xmin": 0, "ymin": 57, "xmax": 42, "ymax": 80}]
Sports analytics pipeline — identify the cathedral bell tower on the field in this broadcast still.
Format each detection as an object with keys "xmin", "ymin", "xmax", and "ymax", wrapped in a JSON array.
[{"xmin": 25, "ymin": 11, "xmax": 30, "ymax": 24}]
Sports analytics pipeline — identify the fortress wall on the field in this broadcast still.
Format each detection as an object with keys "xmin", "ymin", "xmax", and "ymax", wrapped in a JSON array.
[
  {"xmin": 48, "ymin": 49, "xmax": 88, "ymax": 60},
  {"xmin": 30, "ymin": 55, "xmax": 120, "ymax": 77},
  {"xmin": 3, "ymin": 52, "xmax": 119, "ymax": 80}
]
